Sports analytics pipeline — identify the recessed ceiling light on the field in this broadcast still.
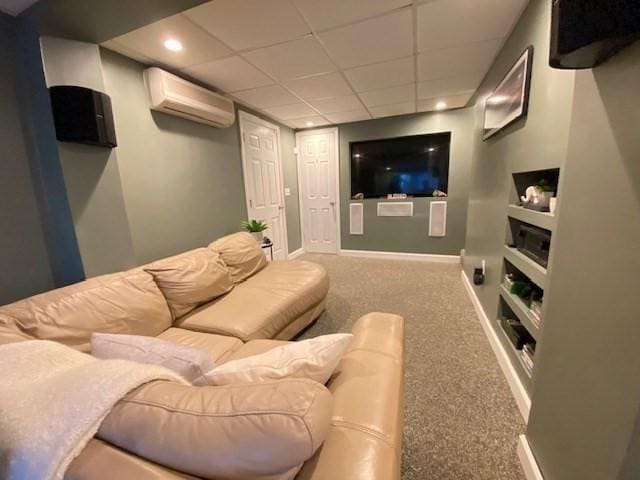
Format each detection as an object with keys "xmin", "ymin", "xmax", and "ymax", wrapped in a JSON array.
[
  {"xmin": 435, "ymin": 101, "xmax": 447, "ymax": 110},
  {"xmin": 354, "ymin": 153, "xmax": 361, "ymax": 158},
  {"xmin": 428, "ymin": 147, "xmax": 436, "ymax": 152},
  {"xmin": 163, "ymin": 38, "xmax": 183, "ymax": 52},
  {"xmin": 385, "ymin": 166, "xmax": 392, "ymax": 171},
  {"xmin": 306, "ymin": 121, "xmax": 314, "ymax": 127}
]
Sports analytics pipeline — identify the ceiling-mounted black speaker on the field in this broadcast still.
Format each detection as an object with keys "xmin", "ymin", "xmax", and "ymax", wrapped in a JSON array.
[
  {"xmin": 550, "ymin": 0, "xmax": 640, "ymax": 69},
  {"xmin": 49, "ymin": 85, "xmax": 117, "ymax": 148}
]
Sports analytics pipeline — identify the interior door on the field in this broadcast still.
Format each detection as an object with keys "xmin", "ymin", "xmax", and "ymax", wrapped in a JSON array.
[
  {"xmin": 296, "ymin": 128, "xmax": 338, "ymax": 254},
  {"xmin": 240, "ymin": 114, "xmax": 287, "ymax": 260}
]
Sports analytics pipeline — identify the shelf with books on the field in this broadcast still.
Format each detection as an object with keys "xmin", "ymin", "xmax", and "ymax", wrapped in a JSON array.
[{"xmin": 499, "ymin": 284, "xmax": 541, "ymax": 340}]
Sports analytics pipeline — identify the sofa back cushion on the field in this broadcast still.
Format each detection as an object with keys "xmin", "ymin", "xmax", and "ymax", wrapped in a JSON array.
[
  {"xmin": 98, "ymin": 378, "xmax": 332, "ymax": 479},
  {"xmin": 209, "ymin": 232, "xmax": 267, "ymax": 284},
  {"xmin": 143, "ymin": 248, "xmax": 233, "ymax": 319},
  {"xmin": 0, "ymin": 269, "xmax": 172, "ymax": 352}
]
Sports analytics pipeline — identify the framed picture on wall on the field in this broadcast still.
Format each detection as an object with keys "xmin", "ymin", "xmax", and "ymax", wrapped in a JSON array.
[{"xmin": 483, "ymin": 46, "xmax": 534, "ymax": 140}]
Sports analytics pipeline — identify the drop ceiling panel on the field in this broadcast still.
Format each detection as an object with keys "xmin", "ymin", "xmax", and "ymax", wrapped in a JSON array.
[
  {"xmin": 294, "ymin": 0, "xmax": 411, "ymax": 31},
  {"xmin": 319, "ymin": 8, "xmax": 413, "ymax": 68},
  {"xmin": 264, "ymin": 103, "xmax": 317, "ymax": 120},
  {"xmin": 309, "ymin": 95, "xmax": 363, "ymax": 114},
  {"xmin": 243, "ymin": 36, "xmax": 336, "ymax": 81},
  {"xmin": 325, "ymin": 108, "xmax": 372, "ymax": 124},
  {"xmin": 289, "ymin": 116, "xmax": 331, "ymax": 129},
  {"xmin": 418, "ymin": 93, "xmax": 473, "ymax": 112},
  {"xmin": 101, "ymin": 0, "xmax": 528, "ymax": 128},
  {"xmin": 359, "ymin": 83, "xmax": 415, "ymax": 108},
  {"xmin": 185, "ymin": 56, "xmax": 273, "ymax": 92},
  {"xmin": 417, "ymin": 73, "xmax": 484, "ymax": 99},
  {"xmin": 284, "ymin": 72, "xmax": 353, "ymax": 100},
  {"xmin": 417, "ymin": 0, "xmax": 526, "ymax": 52},
  {"xmin": 184, "ymin": 0, "xmax": 310, "ymax": 51},
  {"xmin": 344, "ymin": 56, "xmax": 415, "ymax": 93},
  {"xmin": 417, "ymin": 39, "xmax": 502, "ymax": 81},
  {"xmin": 369, "ymin": 101, "xmax": 416, "ymax": 118},
  {"xmin": 0, "ymin": 0, "xmax": 39, "ymax": 16},
  {"xmin": 109, "ymin": 14, "xmax": 232, "ymax": 69},
  {"xmin": 232, "ymin": 85, "xmax": 300, "ymax": 109}
]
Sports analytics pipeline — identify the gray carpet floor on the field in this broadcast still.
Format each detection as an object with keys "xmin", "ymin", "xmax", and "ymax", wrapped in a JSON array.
[{"xmin": 298, "ymin": 254, "xmax": 526, "ymax": 480}]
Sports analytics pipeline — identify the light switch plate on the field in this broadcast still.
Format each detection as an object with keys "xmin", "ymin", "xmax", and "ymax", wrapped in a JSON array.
[{"xmin": 284, "ymin": 187, "xmax": 291, "ymax": 196}]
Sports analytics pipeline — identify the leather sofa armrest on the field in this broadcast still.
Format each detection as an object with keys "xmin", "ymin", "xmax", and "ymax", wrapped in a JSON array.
[
  {"xmin": 97, "ymin": 379, "xmax": 333, "ymax": 480},
  {"xmin": 297, "ymin": 312, "xmax": 405, "ymax": 480}
]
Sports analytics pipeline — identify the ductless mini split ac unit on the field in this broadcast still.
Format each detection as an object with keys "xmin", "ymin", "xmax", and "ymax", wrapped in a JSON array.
[{"xmin": 143, "ymin": 67, "xmax": 235, "ymax": 128}]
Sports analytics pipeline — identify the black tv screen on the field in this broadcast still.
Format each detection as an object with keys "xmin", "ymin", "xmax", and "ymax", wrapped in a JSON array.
[{"xmin": 350, "ymin": 132, "xmax": 451, "ymax": 199}]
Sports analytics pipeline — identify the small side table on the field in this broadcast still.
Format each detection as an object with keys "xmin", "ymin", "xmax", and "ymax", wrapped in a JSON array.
[{"xmin": 261, "ymin": 240, "xmax": 274, "ymax": 261}]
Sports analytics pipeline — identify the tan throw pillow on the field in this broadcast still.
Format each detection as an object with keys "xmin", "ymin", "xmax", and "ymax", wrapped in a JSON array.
[
  {"xmin": 205, "ymin": 333, "xmax": 353, "ymax": 386},
  {"xmin": 209, "ymin": 232, "xmax": 267, "ymax": 284},
  {"xmin": 91, "ymin": 333, "xmax": 216, "ymax": 386},
  {"xmin": 144, "ymin": 248, "xmax": 233, "ymax": 319}
]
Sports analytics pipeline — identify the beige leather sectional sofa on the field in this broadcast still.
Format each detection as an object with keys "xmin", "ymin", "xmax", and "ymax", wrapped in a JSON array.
[{"xmin": 0, "ymin": 232, "xmax": 405, "ymax": 480}]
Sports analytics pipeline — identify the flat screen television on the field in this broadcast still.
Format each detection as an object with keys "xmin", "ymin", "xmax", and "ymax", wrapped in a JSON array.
[{"xmin": 350, "ymin": 133, "xmax": 451, "ymax": 199}]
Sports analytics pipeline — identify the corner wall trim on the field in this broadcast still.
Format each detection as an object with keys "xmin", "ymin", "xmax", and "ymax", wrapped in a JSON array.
[
  {"xmin": 460, "ymin": 270, "xmax": 531, "ymax": 421},
  {"xmin": 288, "ymin": 248, "xmax": 305, "ymax": 260},
  {"xmin": 339, "ymin": 249, "xmax": 459, "ymax": 263},
  {"xmin": 518, "ymin": 435, "xmax": 544, "ymax": 480}
]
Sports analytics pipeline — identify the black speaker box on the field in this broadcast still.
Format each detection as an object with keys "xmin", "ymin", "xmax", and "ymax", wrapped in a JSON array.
[
  {"xmin": 49, "ymin": 85, "xmax": 117, "ymax": 148},
  {"xmin": 550, "ymin": 0, "xmax": 640, "ymax": 69}
]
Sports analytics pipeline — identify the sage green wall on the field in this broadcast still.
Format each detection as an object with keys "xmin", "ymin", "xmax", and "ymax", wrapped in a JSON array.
[
  {"xmin": 526, "ymin": 41, "xmax": 640, "ymax": 480},
  {"xmin": 101, "ymin": 49, "xmax": 249, "ymax": 264},
  {"xmin": 462, "ymin": 0, "xmax": 575, "ymax": 320},
  {"xmin": 0, "ymin": 13, "xmax": 55, "ymax": 303},
  {"xmin": 338, "ymin": 108, "xmax": 474, "ymax": 255},
  {"xmin": 40, "ymin": 37, "xmax": 137, "ymax": 277}
]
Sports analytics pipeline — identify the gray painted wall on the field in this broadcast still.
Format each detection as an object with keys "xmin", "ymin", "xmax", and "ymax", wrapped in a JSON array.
[
  {"xmin": 462, "ymin": 0, "xmax": 575, "ymax": 320},
  {"xmin": 40, "ymin": 37, "xmax": 137, "ymax": 277},
  {"xmin": 526, "ymin": 41, "xmax": 640, "ymax": 480},
  {"xmin": 101, "ymin": 49, "xmax": 250, "ymax": 264},
  {"xmin": 337, "ymin": 108, "xmax": 474, "ymax": 255},
  {"xmin": 0, "ymin": 13, "xmax": 55, "ymax": 303},
  {"xmin": 280, "ymin": 128, "xmax": 302, "ymax": 252}
]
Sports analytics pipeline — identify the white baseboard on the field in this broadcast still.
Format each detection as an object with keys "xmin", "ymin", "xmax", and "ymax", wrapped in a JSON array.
[
  {"xmin": 339, "ymin": 249, "xmax": 460, "ymax": 264},
  {"xmin": 518, "ymin": 435, "xmax": 544, "ymax": 480},
  {"xmin": 288, "ymin": 248, "xmax": 305, "ymax": 260},
  {"xmin": 460, "ymin": 271, "xmax": 531, "ymax": 421}
]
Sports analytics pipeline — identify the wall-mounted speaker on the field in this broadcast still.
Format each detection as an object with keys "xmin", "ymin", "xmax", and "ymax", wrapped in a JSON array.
[
  {"xmin": 349, "ymin": 203, "xmax": 363, "ymax": 235},
  {"xmin": 377, "ymin": 202, "xmax": 413, "ymax": 217},
  {"xmin": 429, "ymin": 201, "xmax": 447, "ymax": 237},
  {"xmin": 49, "ymin": 85, "xmax": 117, "ymax": 148}
]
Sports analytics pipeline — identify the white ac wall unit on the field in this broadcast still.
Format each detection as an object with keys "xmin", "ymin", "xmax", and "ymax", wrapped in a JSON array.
[{"xmin": 144, "ymin": 67, "xmax": 235, "ymax": 128}]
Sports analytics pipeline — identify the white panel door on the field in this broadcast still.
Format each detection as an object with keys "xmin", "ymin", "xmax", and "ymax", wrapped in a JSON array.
[
  {"xmin": 296, "ymin": 128, "xmax": 338, "ymax": 253},
  {"xmin": 240, "ymin": 113, "xmax": 287, "ymax": 260}
]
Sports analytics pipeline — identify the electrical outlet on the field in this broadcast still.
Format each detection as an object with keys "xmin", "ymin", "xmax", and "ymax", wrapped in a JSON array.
[{"xmin": 284, "ymin": 187, "xmax": 291, "ymax": 196}]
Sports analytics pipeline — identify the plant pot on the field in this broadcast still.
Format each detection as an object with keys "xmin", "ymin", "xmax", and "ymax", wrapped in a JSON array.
[{"xmin": 251, "ymin": 231, "xmax": 264, "ymax": 243}]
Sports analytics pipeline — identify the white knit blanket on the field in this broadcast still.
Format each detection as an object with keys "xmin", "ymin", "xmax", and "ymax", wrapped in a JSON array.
[{"xmin": 0, "ymin": 340, "xmax": 187, "ymax": 480}]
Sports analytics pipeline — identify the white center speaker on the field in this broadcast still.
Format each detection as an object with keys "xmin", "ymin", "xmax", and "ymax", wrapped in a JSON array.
[
  {"xmin": 429, "ymin": 201, "xmax": 447, "ymax": 237},
  {"xmin": 350, "ymin": 203, "xmax": 363, "ymax": 235}
]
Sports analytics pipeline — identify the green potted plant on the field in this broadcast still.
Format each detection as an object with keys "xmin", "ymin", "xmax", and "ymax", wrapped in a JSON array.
[{"xmin": 241, "ymin": 219, "xmax": 268, "ymax": 242}]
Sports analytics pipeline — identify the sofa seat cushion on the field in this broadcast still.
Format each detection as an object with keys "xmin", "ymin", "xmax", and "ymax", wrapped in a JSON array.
[
  {"xmin": 175, "ymin": 260, "xmax": 329, "ymax": 341},
  {"xmin": 0, "ymin": 270, "xmax": 172, "ymax": 352},
  {"xmin": 209, "ymin": 232, "xmax": 268, "ymax": 284},
  {"xmin": 143, "ymin": 248, "xmax": 233, "ymax": 319},
  {"xmin": 157, "ymin": 328, "xmax": 243, "ymax": 364},
  {"xmin": 224, "ymin": 339, "xmax": 289, "ymax": 362}
]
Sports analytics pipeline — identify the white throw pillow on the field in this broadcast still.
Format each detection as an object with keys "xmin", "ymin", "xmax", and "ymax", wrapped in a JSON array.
[
  {"xmin": 205, "ymin": 333, "xmax": 353, "ymax": 386},
  {"xmin": 91, "ymin": 333, "xmax": 215, "ymax": 386}
]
